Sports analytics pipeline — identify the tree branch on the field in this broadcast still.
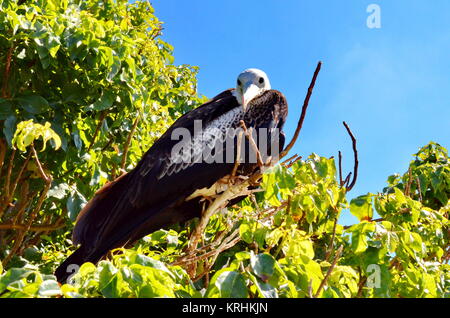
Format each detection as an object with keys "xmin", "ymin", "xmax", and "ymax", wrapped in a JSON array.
[
  {"xmin": 120, "ymin": 115, "xmax": 140, "ymax": 172},
  {"xmin": 87, "ymin": 111, "xmax": 107, "ymax": 151},
  {"xmin": 342, "ymin": 121, "xmax": 358, "ymax": 192},
  {"xmin": 279, "ymin": 61, "xmax": 322, "ymax": 159},
  {"xmin": 314, "ymin": 245, "xmax": 343, "ymax": 298}
]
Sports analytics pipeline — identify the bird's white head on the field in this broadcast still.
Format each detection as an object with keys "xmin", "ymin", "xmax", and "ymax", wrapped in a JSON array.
[{"xmin": 235, "ymin": 68, "xmax": 271, "ymax": 111}]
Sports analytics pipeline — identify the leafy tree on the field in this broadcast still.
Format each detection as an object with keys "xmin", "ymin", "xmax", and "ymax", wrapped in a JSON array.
[
  {"xmin": 0, "ymin": 0, "xmax": 204, "ymax": 266},
  {"xmin": 0, "ymin": 0, "xmax": 449, "ymax": 298}
]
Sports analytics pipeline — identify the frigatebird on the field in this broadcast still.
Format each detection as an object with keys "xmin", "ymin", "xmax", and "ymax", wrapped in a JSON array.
[{"xmin": 55, "ymin": 69, "xmax": 288, "ymax": 283}]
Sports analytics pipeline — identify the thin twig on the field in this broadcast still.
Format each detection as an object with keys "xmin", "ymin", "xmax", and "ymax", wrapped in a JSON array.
[
  {"xmin": 404, "ymin": 167, "xmax": 412, "ymax": 197},
  {"xmin": 31, "ymin": 145, "xmax": 51, "ymax": 183},
  {"xmin": 231, "ymin": 129, "xmax": 244, "ymax": 177},
  {"xmin": 87, "ymin": 111, "xmax": 107, "ymax": 151},
  {"xmin": 357, "ymin": 276, "xmax": 368, "ymax": 298},
  {"xmin": 120, "ymin": 115, "xmax": 140, "ymax": 171},
  {"xmin": 279, "ymin": 61, "xmax": 322, "ymax": 159},
  {"xmin": 3, "ymin": 146, "xmax": 53, "ymax": 265},
  {"xmin": 314, "ymin": 245, "xmax": 343, "ymax": 298},
  {"xmin": 342, "ymin": 122, "xmax": 358, "ymax": 192},
  {"xmin": 325, "ymin": 217, "xmax": 338, "ymax": 261},
  {"xmin": 338, "ymin": 151, "xmax": 344, "ymax": 186},
  {"xmin": 9, "ymin": 150, "xmax": 32, "ymax": 199},
  {"xmin": 240, "ymin": 120, "xmax": 264, "ymax": 168},
  {"xmin": 0, "ymin": 222, "xmax": 65, "ymax": 231},
  {"xmin": 416, "ymin": 176, "xmax": 423, "ymax": 202},
  {"xmin": 281, "ymin": 154, "xmax": 298, "ymax": 166}
]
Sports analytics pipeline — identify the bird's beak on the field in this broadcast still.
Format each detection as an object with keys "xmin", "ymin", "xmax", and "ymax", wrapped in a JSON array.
[{"xmin": 241, "ymin": 83, "xmax": 260, "ymax": 111}]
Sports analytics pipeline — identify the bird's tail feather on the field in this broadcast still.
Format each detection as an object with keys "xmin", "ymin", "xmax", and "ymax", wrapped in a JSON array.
[{"xmin": 54, "ymin": 245, "xmax": 100, "ymax": 284}]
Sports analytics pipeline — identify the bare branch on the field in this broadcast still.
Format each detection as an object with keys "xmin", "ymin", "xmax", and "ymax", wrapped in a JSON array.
[
  {"xmin": 231, "ymin": 129, "xmax": 244, "ymax": 177},
  {"xmin": 120, "ymin": 115, "xmax": 140, "ymax": 172},
  {"xmin": 31, "ymin": 145, "xmax": 51, "ymax": 183},
  {"xmin": 314, "ymin": 245, "xmax": 343, "ymax": 298},
  {"xmin": 0, "ymin": 222, "xmax": 65, "ymax": 232},
  {"xmin": 325, "ymin": 217, "xmax": 338, "ymax": 261},
  {"xmin": 87, "ymin": 111, "xmax": 107, "ymax": 151},
  {"xmin": 240, "ymin": 120, "xmax": 264, "ymax": 168},
  {"xmin": 342, "ymin": 121, "xmax": 358, "ymax": 192},
  {"xmin": 280, "ymin": 61, "xmax": 322, "ymax": 159},
  {"xmin": 2, "ymin": 146, "xmax": 52, "ymax": 266},
  {"xmin": 416, "ymin": 176, "xmax": 423, "ymax": 202},
  {"xmin": 9, "ymin": 150, "xmax": 32, "ymax": 200}
]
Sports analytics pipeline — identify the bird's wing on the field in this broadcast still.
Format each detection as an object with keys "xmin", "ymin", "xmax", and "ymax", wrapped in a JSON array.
[{"xmin": 73, "ymin": 89, "xmax": 240, "ymax": 246}]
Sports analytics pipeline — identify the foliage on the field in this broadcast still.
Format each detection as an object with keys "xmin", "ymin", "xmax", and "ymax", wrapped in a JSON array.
[
  {"xmin": 0, "ymin": 0, "xmax": 204, "ymax": 264},
  {"xmin": 0, "ymin": 0, "xmax": 448, "ymax": 299},
  {"xmin": 1, "ymin": 142, "xmax": 449, "ymax": 298}
]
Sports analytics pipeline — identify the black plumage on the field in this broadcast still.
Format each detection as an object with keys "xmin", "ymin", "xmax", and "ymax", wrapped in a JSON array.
[{"xmin": 55, "ymin": 87, "xmax": 288, "ymax": 283}]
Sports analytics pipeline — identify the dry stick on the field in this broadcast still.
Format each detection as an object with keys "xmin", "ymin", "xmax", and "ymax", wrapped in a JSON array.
[
  {"xmin": 314, "ymin": 245, "xmax": 344, "ymax": 298},
  {"xmin": 174, "ymin": 231, "xmax": 241, "ymax": 268},
  {"xmin": 231, "ymin": 129, "xmax": 244, "ymax": 177},
  {"xmin": 193, "ymin": 233, "xmax": 241, "ymax": 282},
  {"xmin": 342, "ymin": 122, "xmax": 358, "ymax": 192},
  {"xmin": 281, "ymin": 154, "xmax": 298, "ymax": 166},
  {"xmin": 0, "ymin": 222, "xmax": 65, "ymax": 231},
  {"xmin": 187, "ymin": 180, "xmax": 256, "ymax": 252},
  {"xmin": 283, "ymin": 156, "xmax": 303, "ymax": 169},
  {"xmin": 279, "ymin": 61, "xmax": 322, "ymax": 159},
  {"xmin": 240, "ymin": 121, "xmax": 264, "ymax": 168},
  {"xmin": 120, "ymin": 115, "xmax": 140, "ymax": 172},
  {"xmin": 338, "ymin": 151, "xmax": 344, "ymax": 186},
  {"xmin": 343, "ymin": 172, "xmax": 352, "ymax": 188},
  {"xmin": 87, "ymin": 111, "xmax": 107, "ymax": 151}
]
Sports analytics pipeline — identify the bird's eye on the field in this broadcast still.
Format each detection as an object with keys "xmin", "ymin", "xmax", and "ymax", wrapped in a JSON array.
[
  {"xmin": 237, "ymin": 79, "xmax": 242, "ymax": 86},
  {"xmin": 259, "ymin": 77, "xmax": 265, "ymax": 84}
]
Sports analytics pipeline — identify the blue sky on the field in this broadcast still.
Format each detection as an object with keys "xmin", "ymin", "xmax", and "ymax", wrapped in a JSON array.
[{"xmin": 151, "ymin": 0, "xmax": 450, "ymax": 224}]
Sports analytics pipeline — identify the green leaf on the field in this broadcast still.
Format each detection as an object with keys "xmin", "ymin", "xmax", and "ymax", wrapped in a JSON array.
[
  {"xmin": 107, "ymin": 55, "xmax": 121, "ymax": 81},
  {"xmin": 350, "ymin": 194, "xmax": 374, "ymax": 221},
  {"xmin": 251, "ymin": 253, "xmax": 276, "ymax": 282},
  {"xmin": 98, "ymin": 261, "xmax": 121, "ymax": 298},
  {"xmin": 209, "ymin": 269, "xmax": 248, "ymax": 298},
  {"xmin": 92, "ymin": 90, "xmax": 114, "ymax": 111},
  {"xmin": 67, "ymin": 191, "xmax": 87, "ymax": 221},
  {"xmin": 3, "ymin": 115, "xmax": 17, "ymax": 146},
  {"xmin": 239, "ymin": 222, "xmax": 253, "ymax": 243},
  {"xmin": 0, "ymin": 268, "xmax": 32, "ymax": 294},
  {"xmin": 16, "ymin": 95, "xmax": 49, "ymax": 114}
]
